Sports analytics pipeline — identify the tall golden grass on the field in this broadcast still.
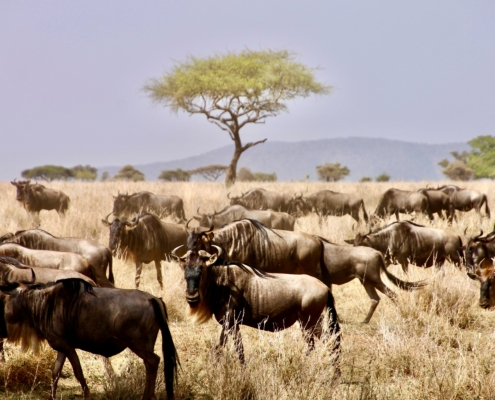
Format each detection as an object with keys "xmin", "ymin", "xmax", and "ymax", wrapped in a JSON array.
[{"xmin": 0, "ymin": 180, "xmax": 495, "ymax": 399}]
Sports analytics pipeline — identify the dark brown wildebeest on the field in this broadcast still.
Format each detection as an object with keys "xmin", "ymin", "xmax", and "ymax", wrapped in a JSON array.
[
  {"xmin": 417, "ymin": 188, "xmax": 454, "ymax": 222},
  {"xmin": 463, "ymin": 230, "xmax": 495, "ymax": 272},
  {"xmin": 290, "ymin": 190, "xmax": 368, "ymax": 223},
  {"xmin": 0, "ymin": 229, "xmax": 114, "ymax": 285},
  {"xmin": 345, "ymin": 221, "xmax": 463, "ymax": 273},
  {"xmin": 0, "ymin": 277, "xmax": 178, "ymax": 400},
  {"xmin": 102, "ymin": 213, "xmax": 188, "ymax": 288},
  {"xmin": 437, "ymin": 185, "xmax": 490, "ymax": 218},
  {"xmin": 113, "ymin": 191, "xmax": 186, "ymax": 222},
  {"xmin": 373, "ymin": 188, "xmax": 431, "ymax": 221},
  {"xmin": 178, "ymin": 248, "xmax": 340, "ymax": 364},
  {"xmin": 467, "ymin": 265, "xmax": 495, "ymax": 308},
  {"xmin": 194, "ymin": 205, "xmax": 295, "ymax": 231},
  {"xmin": 228, "ymin": 188, "xmax": 293, "ymax": 212},
  {"xmin": 319, "ymin": 239, "xmax": 425, "ymax": 323}
]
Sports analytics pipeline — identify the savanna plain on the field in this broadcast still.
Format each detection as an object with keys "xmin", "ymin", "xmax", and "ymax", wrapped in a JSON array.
[{"xmin": 1, "ymin": 180, "xmax": 495, "ymax": 399}]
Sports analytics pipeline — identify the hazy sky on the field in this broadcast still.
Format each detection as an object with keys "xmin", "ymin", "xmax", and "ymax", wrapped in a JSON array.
[{"xmin": 1, "ymin": 1, "xmax": 494, "ymax": 180}]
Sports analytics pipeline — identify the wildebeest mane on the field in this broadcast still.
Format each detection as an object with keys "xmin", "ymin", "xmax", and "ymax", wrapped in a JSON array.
[
  {"xmin": 224, "ymin": 261, "xmax": 274, "ymax": 278},
  {"xmin": 0, "ymin": 256, "xmax": 29, "ymax": 269}
]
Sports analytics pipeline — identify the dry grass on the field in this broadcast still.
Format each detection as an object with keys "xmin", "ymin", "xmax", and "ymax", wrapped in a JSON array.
[{"xmin": 0, "ymin": 180, "xmax": 495, "ymax": 399}]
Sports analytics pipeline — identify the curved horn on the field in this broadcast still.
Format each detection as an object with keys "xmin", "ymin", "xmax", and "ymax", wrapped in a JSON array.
[
  {"xmin": 197, "ymin": 207, "xmax": 202, "ymax": 215},
  {"xmin": 227, "ymin": 192, "xmax": 231, "ymax": 199},
  {"xmin": 194, "ymin": 224, "xmax": 214, "ymax": 234},
  {"xmin": 185, "ymin": 218, "xmax": 194, "ymax": 231},
  {"xmin": 123, "ymin": 215, "xmax": 141, "ymax": 228},
  {"xmin": 211, "ymin": 245, "xmax": 223, "ymax": 259},
  {"xmin": 464, "ymin": 227, "xmax": 468, "ymax": 236},
  {"xmin": 475, "ymin": 229, "xmax": 484, "ymax": 239},
  {"xmin": 102, "ymin": 212, "xmax": 114, "ymax": 227}
]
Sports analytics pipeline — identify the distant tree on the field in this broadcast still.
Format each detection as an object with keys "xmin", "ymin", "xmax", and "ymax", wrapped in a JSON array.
[
  {"xmin": 466, "ymin": 135, "xmax": 495, "ymax": 179},
  {"xmin": 100, "ymin": 171, "xmax": 110, "ymax": 182},
  {"xmin": 113, "ymin": 165, "xmax": 146, "ymax": 182},
  {"xmin": 21, "ymin": 165, "xmax": 74, "ymax": 181},
  {"xmin": 71, "ymin": 165, "xmax": 98, "ymax": 181},
  {"xmin": 439, "ymin": 151, "xmax": 474, "ymax": 181},
  {"xmin": 316, "ymin": 163, "xmax": 350, "ymax": 182},
  {"xmin": 253, "ymin": 172, "xmax": 277, "ymax": 182},
  {"xmin": 189, "ymin": 165, "xmax": 227, "ymax": 181},
  {"xmin": 359, "ymin": 176, "xmax": 372, "ymax": 182},
  {"xmin": 144, "ymin": 49, "xmax": 331, "ymax": 187},
  {"xmin": 375, "ymin": 173, "xmax": 390, "ymax": 182},
  {"xmin": 158, "ymin": 169, "xmax": 190, "ymax": 182},
  {"xmin": 237, "ymin": 167, "xmax": 255, "ymax": 182}
]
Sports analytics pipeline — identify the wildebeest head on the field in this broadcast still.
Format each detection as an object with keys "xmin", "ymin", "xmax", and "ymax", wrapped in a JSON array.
[
  {"xmin": 468, "ymin": 266, "xmax": 495, "ymax": 309},
  {"xmin": 10, "ymin": 179, "xmax": 30, "ymax": 202},
  {"xmin": 182, "ymin": 249, "xmax": 221, "ymax": 306},
  {"xmin": 185, "ymin": 218, "xmax": 215, "ymax": 253},
  {"xmin": 192, "ymin": 208, "xmax": 213, "ymax": 228},
  {"xmin": 227, "ymin": 192, "xmax": 242, "ymax": 206},
  {"xmin": 464, "ymin": 230, "xmax": 495, "ymax": 272},
  {"xmin": 101, "ymin": 212, "xmax": 140, "ymax": 256},
  {"xmin": 289, "ymin": 193, "xmax": 311, "ymax": 216},
  {"xmin": 112, "ymin": 192, "xmax": 131, "ymax": 216}
]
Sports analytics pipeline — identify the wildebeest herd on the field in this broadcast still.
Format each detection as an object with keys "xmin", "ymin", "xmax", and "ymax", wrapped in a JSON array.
[{"xmin": 0, "ymin": 181, "xmax": 494, "ymax": 399}]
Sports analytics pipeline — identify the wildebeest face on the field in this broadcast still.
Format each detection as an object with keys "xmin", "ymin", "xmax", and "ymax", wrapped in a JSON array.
[
  {"xmin": 289, "ymin": 196, "xmax": 310, "ymax": 216},
  {"xmin": 10, "ymin": 180, "xmax": 29, "ymax": 202},
  {"xmin": 468, "ymin": 267, "xmax": 495, "ymax": 309},
  {"xmin": 184, "ymin": 250, "xmax": 218, "ymax": 307},
  {"xmin": 102, "ymin": 214, "xmax": 138, "ymax": 256}
]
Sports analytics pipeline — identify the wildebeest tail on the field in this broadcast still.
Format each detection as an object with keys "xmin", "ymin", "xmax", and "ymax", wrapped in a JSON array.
[
  {"xmin": 151, "ymin": 298, "xmax": 178, "ymax": 400},
  {"xmin": 361, "ymin": 200, "xmax": 369, "ymax": 223},
  {"xmin": 379, "ymin": 255, "xmax": 426, "ymax": 290},
  {"xmin": 107, "ymin": 253, "xmax": 114, "ymax": 284},
  {"xmin": 457, "ymin": 236, "xmax": 464, "ymax": 263},
  {"xmin": 326, "ymin": 290, "xmax": 341, "ymax": 354}
]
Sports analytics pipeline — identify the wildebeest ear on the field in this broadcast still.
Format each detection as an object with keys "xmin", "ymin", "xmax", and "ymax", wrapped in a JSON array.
[
  {"xmin": 344, "ymin": 239, "xmax": 354, "ymax": 245},
  {"xmin": 205, "ymin": 253, "xmax": 218, "ymax": 267}
]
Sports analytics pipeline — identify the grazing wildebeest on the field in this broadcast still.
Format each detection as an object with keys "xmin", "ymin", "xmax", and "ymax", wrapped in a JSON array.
[
  {"xmin": 0, "ymin": 278, "xmax": 178, "ymax": 400},
  {"xmin": 113, "ymin": 191, "xmax": 186, "ymax": 222},
  {"xmin": 289, "ymin": 191, "xmax": 368, "ymax": 223},
  {"xmin": 373, "ymin": 188, "xmax": 431, "ymax": 221},
  {"xmin": 319, "ymin": 239, "xmax": 425, "ymax": 323},
  {"xmin": 463, "ymin": 230, "xmax": 495, "ymax": 272},
  {"xmin": 228, "ymin": 188, "xmax": 293, "ymax": 212},
  {"xmin": 438, "ymin": 185, "xmax": 490, "ymax": 218},
  {"xmin": 178, "ymin": 248, "xmax": 340, "ymax": 364},
  {"xmin": 0, "ymin": 229, "xmax": 114, "ymax": 285},
  {"xmin": 345, "ymin": 221, "xmax": 463, "ymax": 273},
  {"xmin": 102, "ymin": 213, "xmax": 188, "ymax": 288},
  {"xmin": 417, "ymin": 188, "xmax": 454, "ymax": 222},
  {"xmin": 194, "ymin": 205, "xmax": 295, "ymax": 231}
]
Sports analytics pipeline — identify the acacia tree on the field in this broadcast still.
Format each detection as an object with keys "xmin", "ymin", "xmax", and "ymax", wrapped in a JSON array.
[
  {"xmin": 316, "ymin": 163, "xmax": 350, "ymax": 182},
  {"xmin": 439, "ymin": 151, "xmax": 474, "ymax": 181},
  {"xmin": 144, "ymin": 49, "xmax": 330, "ymax": 187}
]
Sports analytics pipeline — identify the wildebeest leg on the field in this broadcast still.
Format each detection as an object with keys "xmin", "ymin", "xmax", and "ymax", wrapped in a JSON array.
[
  {"xmin": 361, "ymin": 283, "xmax": 380, "ymax": 324},
  {"xmin": 64, "ymin": 348, "xmax": 92, "ymax": 399},
  {"xmin": 129, "ymin": 346, "xmax": 160, "ymax": 400},
  {"xmin": 51, "ymin": 351, "xmax": 66, "ymax": 400},
  {"xmin": 135, "ymin": 262, "xmax": 143, "ymax": 288},
  {"xmin": 154, "ymin": 260, "xmax": 164, "ymax": 289},
  {"xmin": 0, "ymin": 340, "xmax": 4, "ymax": 362}
]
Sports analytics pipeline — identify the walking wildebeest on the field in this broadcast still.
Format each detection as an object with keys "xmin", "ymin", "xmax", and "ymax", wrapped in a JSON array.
[
  {"xmin": 102, "ymin": 213, "xmax": 188, "ymax": 288},
  {"xmin": 345, "ymin": 221, "xmax": 463, "ymax": 273},
  {"xmin": 228, "ymin": 188, "xmax": 293, "ymax": 212},
  {"xmin": 0, "ymin": 277, "xmax": 178, "ymax": 400},
  {"xmin": 438, "ymin": 185, "xmax": 490, "ymax": 218},
  {"xmin": 319, "ymin": 239, "xmax": 425, "ymax": 323},
  {"xmin": 289, "ymin": 191, "xmax": 368, "ymax": 223},
  {"xmin": 194, "ymin": 205, "xmax": 295, "ymax": 231},
  {"xmin": 373, "ymin": 188, "xmax": 431, "ymax": 221},
  {"xmin": 463, "ymin": 230, "xmax": 495, "ymax": 272},
  {"xmin": 417, "ymin": 188, "xmax": 454, "ymax": 222},
  {"xmin": 177, "ymin": 248, "xmax": 340, "ymax": 364},
  {"xmin": 0, "ymin": 229, "xmax": 114, "ymax": 285},
  {"xmin": 113, "ymin": 191, "xmax": 186, "ymax": 222}
]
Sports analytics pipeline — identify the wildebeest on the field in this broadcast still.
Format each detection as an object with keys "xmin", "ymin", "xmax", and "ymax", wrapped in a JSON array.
[
  {"xmin": 113, "ymin": 191, "xmax": 186, "ymax": 222},
  {"xmin": 179, "ymin": 248, "xmax": 340, "ymax": 364},
  {"xmin": 11, "ymin": 180, "xmax": 70, "ymax": 221},
  {"xmin": 463, "ymin": 230, "xmax": 495, "ymax": 272},
  {"xmin": 228, "ymin": 188, "xmax": 293, "ymax": 212},
  {"xmin": 0, "ymin": 277, "xmax": 178, "ymax": 399},
  {"xmin": 373, "ymin": 188, "xmax": 431, "ymax": 221},
  {"xmin": 438, "ymin": 185, "xmax": 490, "ymax": 218},
  {"xmin": 467, "ymin": 265, "xmax": 495, "ymax": 308},
  {"xmin": 102, "ymin": 213, "xmax": 188, "ymax": 288},
  {"xmin": 194, "ymin": 205, "xmax": 295, "ymax": 231},
  {"xmin": 0, "ymin": 244, "xmax": 109, "ymax": 286},
  {"xmin": 319, "ymin": 239, "xmax": 425, "ymax": 323},
  {"xmin": 0, "ymin": 229, "xmax": 114, "ymax": 285},
  {"xmin": 417, "ymin": 188, "xmax": 454, "ymax": 222},
  {"xmin": 290, "ymin": 190, "xmax": 368, "ymax": 223},
  {"xmin": 345, "ymin": 221, "xmax": 463, "ymax": 273}
]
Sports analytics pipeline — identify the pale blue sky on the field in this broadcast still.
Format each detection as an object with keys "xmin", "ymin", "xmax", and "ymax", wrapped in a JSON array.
[{"xmin": 1, "ymin": 1, "xmax": 494, "ymax": 180}]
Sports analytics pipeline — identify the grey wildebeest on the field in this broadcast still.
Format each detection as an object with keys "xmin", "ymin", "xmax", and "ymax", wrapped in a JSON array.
[
  {"xmin": 113, "ymin": 191, "xmax": 186, "ymax": 222},
  {"xmin": 290, "ymin": 190, "xmax": 368, "ymax": 223},
  {"xmin": 228, "ymin": 188, "xmax": 293, "ymax": 212},
  {"xmin": 178, "ymin": 248, "xmax": 340, "ymax": 364},
  {"xmin": 417, "ymin": 188, "xmax": 454, "ymax": 222},
  {"xmin": 0, "ymin": 229, "xmax": 114, "ymax": 285},
  {"xmin": 346, "ymin": 221, "xmax": 463, "ymax": 273},
  {"xmin": 102, "ymin": 213, "xmax": 188, "ymax": 288},
  {"xmin": 373, "ymin": 188, "xmax": 431, "ymax": 221},
  {"xmin": 438, "ymin": 185, "xmax": 490, "ymax": 218},
  {"xmin": 319, "ymin": 239, "xmax": 425, "ymax": 323},
  {"xmin": 194, "ymin": 205, "xmax": 295, "ymax": 231},
  {"xmin": 0, "ymin": 277, "xmax": 178, "ymax": 400},
  {"xmin": 463, "ymin": 230, "xmax": 495, "ymax": 272}
]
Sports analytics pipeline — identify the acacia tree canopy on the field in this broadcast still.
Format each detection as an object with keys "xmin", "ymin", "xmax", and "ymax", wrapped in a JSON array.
[
  {"xmin": 144, "ymin": 49, "xmax": 330, "ymax": 187},
  {"xmin": 316, "ymin": 163, "xmax": 350, "ymax": 182},
  {"xmin": 467, "ymin": 136, "xmax": 495, "ymax": 179}
]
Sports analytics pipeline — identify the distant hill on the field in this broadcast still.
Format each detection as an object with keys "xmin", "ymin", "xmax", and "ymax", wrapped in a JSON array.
[{"xmin": 97, "ymin": 137, "xmax": 469, "ymax": 182}]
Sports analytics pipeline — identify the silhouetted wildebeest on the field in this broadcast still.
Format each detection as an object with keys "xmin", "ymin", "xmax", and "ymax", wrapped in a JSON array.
[
  {"xmin": 463, "ymin": 229, "xmax": 495, "ymax": 272},
  {"xmin": 178, "ymin": 248, "xmax": 340, "ymax": 364},
  {"xmin": 346, "ymin": 221, "xmax": 463, "ymax": 273},
  {"xmin": 102, "ymin": 213, "xmax": 188, "ymax": 288},
  {"xmin": 373, "ymin": 188, "xmax": 431, "ymax": 221},
  {"xmin": 11, "ymin": 180, "xmax": 69, "ymax": 221},
  {"xmin": 0, "ymin": 277, "xmax": 178, "ymax": 399},
  {"xmin": 194, "ymin": 205, "xmax": 295, "ymax": 231},
  {"xmin": 0, "ymin": 229, "xmax": 114, "ymax": 285},
  {"xmin": 319, "ymin": 239, "xmax": 425, "ymax": 323},
  {"xmin": 438, "ymin": 185, "xmax": 490, "ymax": 218},
  {"xmin": 113, "ymin": 191, "xmax": 186, "ymax": 222},
  {"xmin": 467, "ymin": 266, "xmax": 495, "ymax": 309},
  {"xmin": 228, "ymin": 188, "xmax": 293, "ymax": 212},
  {"xmin": 417, "ymin": 188, "xmax": 454, "ymax": 222},
  {"xmin": 290, "ymin": 191, "xmax": 368, "ymax": 223}
]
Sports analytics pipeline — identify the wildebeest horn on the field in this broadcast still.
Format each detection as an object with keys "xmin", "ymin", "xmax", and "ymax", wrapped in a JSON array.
[
  {"xmin": 171, "ymin": 245, "xmax": 187, "ymax": 262},
  {"xmin": 194, "ymin": 225, "xmax": 214, "ymax": 234},
  {"xmin": 124, "ymin": 215, "xmax": 141, "ymax": 228},
  {"xmin": 101, "ymin": 212, "xmax": 114, "ymax": 227},
  {"xmin": 185, "ymin": 218, "xmax": 194, "ymax": 231},
  {"xmin": 227, "ymin": 192, "xmax": 231, "ymax": 199},
  {"xmin": 197, "ymin": 207, "xmax": 201, "ymax": 215},
  {"xmin": 476, "ymin": 229, "xmax": 484, "ymax": 239},
  {"xmin": 211, "ymin": 245, "xmax": 223, "ymax": 259}
]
